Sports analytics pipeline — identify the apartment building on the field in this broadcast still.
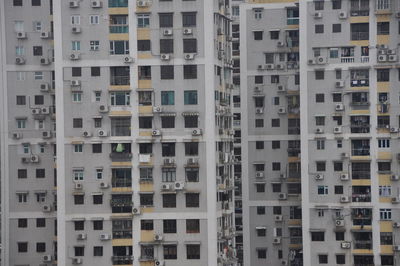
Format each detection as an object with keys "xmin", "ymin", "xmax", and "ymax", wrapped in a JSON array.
[
  {"xmin": 240, "ymin": 0, "xmax": 400, "ymax": 265},
  {"xmin": 1, "ymin": 0, "xmax": 236, "ymax": 265}
]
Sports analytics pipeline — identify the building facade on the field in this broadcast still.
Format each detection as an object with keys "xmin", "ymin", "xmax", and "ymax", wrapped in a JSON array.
[{"xmin": 1, "ymin": 0, "xmax": 236, "ymax": 265}]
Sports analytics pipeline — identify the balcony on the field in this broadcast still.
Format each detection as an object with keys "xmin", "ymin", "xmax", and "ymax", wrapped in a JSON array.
[
  {"xmin": 352, "ymin": 194, "xmax": 371, "ymax": 202},
  {"xmin": 289, "ymin": 237, "xmax": 302, "ymax": 245},
  {"xmin": 350, "ymin": 124, "xmax": 370, "ymax": 133},
  {"xmin": 112, "ymin": 230, "xmax": 132, "ymax": 239},
  {"xmin": 112, "ymin": 178, "xmax": 132, "ymax": 188},
  {"xmin": 352, "ymin": 148, "xmax": 370, "ymax": 156},
  {"xmin": 341, "ymin": 57, "xmax": 355, "ymax": 63},
  {"xmin": 352, "ymin": 209, "xmax": 372, "ymax": 226},
  {"xmin": 351, "ymin": 31, "xmax": 369, "ymax": 40},
  {"xmin": 112, "ymin": 255, "xmax": 133, "ymax": 265},
  {"xmin": 351, "ymin": 79, "xmax": 369, "ymax": 87},
  {"xmin": 110, "ymin": 198, "xmax": 133, "ymax": 207},
  {"xmin": 287, "ymin": 148, "xmax": 300, "ymax": 157},
  {"xmin": 110, "ymin": 76, "xmax": 130, "ymax": 86},
  {"xmin": 110, "ymin": 143, "xmax": 132, "ymax": 162},
  {"xmin": 288, "ymin": 171, "xmax": 301, "ymax": 179},
  {"xmin": 354, "ymin": 240, "xmax": 372, "ymax": 249},
  {"xmin": 288, "ymin": 127, "xmax": 300, "ymax": 135}
]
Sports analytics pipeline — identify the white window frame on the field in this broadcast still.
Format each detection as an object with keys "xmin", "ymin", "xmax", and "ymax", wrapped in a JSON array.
[
  {"xmin": 72, "ymin": 41, "xmax": 81, "ymax": 51},
  {"xmin": 96, "ymin": 168, "xmax": 103, "ymax": 179},
  {"xmin": 14, "ymin": 21, "xmax": 24, "ymax": 32},
  {"xmin": 17, "ymin": 71, "xmax": 26, "ymax": 81},
  {"xmin": 16, "ymin": 46, "xmax": 24, "ymax": 56},
  {"xmin": 34, "ymin": 71, "xmax": 43, "ymax": 80},
  {"xmin": 74, "ymin": 144, "xmax": 83, "ymax": 153},
  {"xmin": 73, "ymin": 170, "xmax": 84, "ymax": 181},
  {"xmin": 17, "ymin": 119, "xmax": 26, "ymax": 129},
  {"xmin": 71, "ymin": 15, "xmax": 81, "ymax": 25},
  {"xmin": 33, "ymin": 21, "xmax": 42, "ymax": 32},
  {"xmin": 316, "ymin": 140, "xmax": 325, "ymax": 150},
  {"xmin": 380, "ymin": 208, "xmax": 392, "ymax": 220},
  {"xmin": 379, "ymin": 186, "xmax": 392, "ymax": 197},
  {"xmin": 22, "ymin": 143, "xmax": 30, "ymax": 154},
  {"xmin": 90, "ymin": 15, "xmax": 99, "ymax": 25},
  {"xmin": 72, "ymin": 92, "xmax": 82, "ymax": 102},
  {"xmin": 90, "ymin": 40, "xmax": 100, "ymax": 51},
  {"xmin": 376, "ymin": 0, "xmax": 390, "ymax": 10},
  {"xmin": 378, "ymin": 138, "xmax": 390, "ymax": 148}
]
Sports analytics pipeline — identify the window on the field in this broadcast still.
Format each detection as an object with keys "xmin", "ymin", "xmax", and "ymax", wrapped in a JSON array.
[
  {"xmin": 74, "ymin": 195, "xmax": 84, "ymax": 205},
  {"xmin": 162, "ymin": 168, "xmax": 176, "ymax": 182},
  {"xmin": 163, "ymin": 194, "xmax": 176, "ymax": 208},
  {"xmin": 159, "ymin": 13, "xmax": 173, "ymax": 27},
  {"xmin": 109, "ymin": 0, "xmax": 128, "ymax": 7},
  {"xmin": 186, "ymin": 219, "xmax": 200, "ymax": 233},
  {"xmin": 161, "ymin": 91, "xmax": 175, "ymax": 105},
  {"xmin": 184, "ymin": 65, "xmax": 197, "ymax": 79},
  {"xmin": 270, "ymin": 30, "xmax": 279, "ymax": 39},
  {"xmin": 271, "ymin": 119, "xmax": 280, "ymax": 127},
  {"xmin": 90, "ymin": 41, "xmax": 100, "ymax": 51},
  {"xmin": 316, "ymin": 140, "xmax": 325, "ymax": 150},
  {"xmin": 72, "ymin": 67, "xmax": 81, "ymax": 77},
  {"xmin": 182, "ymin": 12, "xmax": 196, "ymax": 26},
  {"xmin": 272, "ymin": 162, "xmax": 281, "ymax": 171},
  {"xmin": 256, "ymin": 184, "xmax": 265, "ymax": 193},
  {"xmin": 137, "ymin": 14, "xmax": 150, "ymax": 28},
  {"xmin": 257, "ymin": 249, "xmax": 267, "ymax": 259},
  {"xmin": 254, "ymin": 9, "xmax": 263, "ymax": 19},
  {"xmin": 72, "ymin": 92, "xmax": 82, "ymax": 103},
  {"xmin": 315, "ymin": 94, "xmax": 325, "ymax": 103},
  {"xmin": 18, "ymin": 242, "xmax": 28, "ymax": 253},
  {"xmin": 255, "ymin": 119, "xmax": 264, "ymax": 128},
  {"xmin": 334, "ymin": 186, "xmax": 343, "ymax": 194},
  {"xmin": 161, "ymin": 66, "xmax": 174, "ymax": 79},
  {"xmin": 93, "ymin": 194, "xmax": 103, "ymax": 205},
  {"xmin": 333, "ymin": 162, "xmax": 343, "ymax": 171},
  {"xmin": 378, "ymin": 139, "xmax": 390, "ymax": 148},
  {"xmin": 17, "ymin": 193, "xmax": 28, "ymax": 203},
  {"xmin": 183, "ymin": 39, "xmax": 197, "ymax": 53},
  {"xmin": 36, "ymin": 168, "xmax": 45, "ymax": 178},
  {"xmin": 110, "ymin": 40, "xmax": 129, "ymax": 55},
  {"xmin": 111, "ymin": 117, "xmax": 131, "ymax": 136},
  {"xmin": 138, "ymin": 40, "xmax": 151, "ymax": 51},
  {"xmin": 18, "ymin": 218, "xmax": 28, "ymax": 228},
  {"xmin": 377, "ymin": 22, "xmax": 390, "ymax": 35},
  {"xmin": 272, "ymin": 141, "xmax": 280, "ymax": 149},
  {"xmin": 380, "ymin": 208, "xmax": 392, "ymax": 220},
  {"xmin": 138, "ymin": 91, "xmax": 152, "ymax": 106},
  {"xmin": 18, "ymin": 169, "xmax": 27, "ymax": 179},
  {"xmin": 319, "ymin": 254, "xmax": 328, "ymax": 264},
  {"xmin": 257, "ymin": 206, "xmax": 266, "ymax": 215},
  {"xmin": 186, "ymin": 244, "xmax": 200, "ymax": 259},
  {"xmin": 336, "ymin": 231, "xmax": 344, "ymax": 241},
  {"xmin": 336, "ymin": 254, "xmax": 345, "ymax": 264},
  {"xmin": 272, "ymin": 184, "xmax": 281, "ymax": 193},
  {"xmin": 381, "ymin": 232, "xmax": 393, "ymax": 245},
  {"xmin": 73, "ymin": 118, "xmax": 83, "ymax": 128},
  {"xmin": 379, "ymin": 185, "xmax": 392, "ymax": 197},
  {"xmin": 36, "ymin": 242, "xmax": 46, "ymax": 252},
  {"xmin": 73, "ymin": 144, "xmax": 83, "ymax": 153},
  {"xmin": 14, "ymin": 0, "xmax": 23, "ymax": 6},
  {"xmin": 186, "ymin": 193, "xmax": 199, "ymax": 207},
  {"xmin": 71, "ymin": 41, "xmax": 81, "ymax": 51},
  {"xmin": 315, "ymin": 116, "xmax": 325, "ymax": 126},
  {"xmin": 74, "ymin": 246, "xmax": 84, "ymax": 257},
  {"xmin": 255, "ymin": 76, "xmax": 263, "ymax": 84},
  {"xmin": 315, "ymin": 24, "xmax": 324, "ymax": 34},
  {"xmin": 184, "ymin": 116, "xmax": 198, "ymax": 128},
  {"xmin": 163, "ymin": 245, "xmax": 177, "ymax": 260},
  {"xmin": 256, "ymin": 141, "xmax": 264, "ymax": 150},
  {"xmin": 314, "ymin": 0, "xmax": 324, "ymax": 10},
  {"xmin": 316, "ymin": 161, "xmax": 326, "ymax": 171},
  {"xmin": 163, "ymin": 219, "xmax": 177, "ymax": 233},
  {"xmin": 33, "ymin": 46, "xmax": 43, "ymax": 56},
  {"xmin": 273, "ymin": 206, "xmax": 282, "ymax": 215},
  {"xmin": 93, "ymin": 246, "xmax": 103, "ymax": 256},
  {"xmin": 271, "ymin": 75, "xmax": 279, "ymax": 83},
  {"xmin": 184, "ymin": 91, "xmax": 198, "ymax": 105},
  {"xmin": 95, "ymin": 91, "xmax": 102, "ymax": 102},
  {"xmin": 253, "ymin": 31, "xmax": 263, "ymax": 40},
  {"xmin": 332, "ymin": 24, "xmax": 341, "ymax": 33},
  {"xmin": 160, "ymin": 39, "xmax": 173, "ymax": 54},
  {"xmin": 315, "ymin": 70, "xmax": 324, "ymax": 80},
  {"xmin": 318, "ymin": 185, "xmax": 328, "ymax": 195},
  {"xmin": 161, "ymin": 116, "xmax": 175, "ymax": 128},
  {"xmin": 377, "ymin": 69, "xmax": 390, "ymax": 82},
  {"xmin": 140, "ymin": 194, "xmax": 153, "ymax": 206},
  {"xmin": 332, "ymin": 0, "xmax": 342, "ymax": 9},
  {"xmin": 185, "ymin": 168, "xmax": 199, "ymax": 182},
  {"xmin": 256, "ymin": 228, "xmax": 266, "ymax": 237},
  {"xmin": 90, "ymin": 15, "xmax": 99, "ymax": 24},
  {"xmin": 185, "ymin": 142, "xmax": 198, "ymax": 156},
  {"xmin": 74, "ymin": 220, "xmax": 84, "ymax": 231},
  {"xmin": 92, "ymin": 144, "xmax": 102, "ymax": 153},
  {"xmin": 73, "ymin": 170, "xmax": 84, "ymax": 181},
  {"xmin": 93, "ymin": 220, "xmax": 103, "ymax": 230},
  {"xmin": 141, "ymin": 220, "xmax": 154, "ymax": 230},
  {"xmin": 311, "ymin": 232, "xmax": 325, "ymax": 241},
  {"xmin": 111, "ymin": 92, "xmax": 130, "ymax": 106}
]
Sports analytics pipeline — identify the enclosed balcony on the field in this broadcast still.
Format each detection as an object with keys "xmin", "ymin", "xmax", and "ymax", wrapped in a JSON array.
[
  {"xmin": 112, "ymin": 220, "xmax": 132, "ymax": 239},
  {"xmin": 351, "ymin": 92, "xmax": 369, "ymax": 106},
  {"xmin": 110, "ymin": 195, "xmax": 132, "ymax": 213},
  {"xmin": 110, "ymin": 143, "xmax": 132, "ymax": 161},
  {"xmin": 288, "ymin": 140, "xmax": 301, "ymax": 157},
  {"xmin": 110, "ymin": 66, "xmax": 130, "ymax": 86},
  {"xmin": 350, "ymin": 69, "xmax": 369, "ymax": 87},
  {"xmin": 351, "ymin": 139, "xmax": 370, "ymax": 156},
  {"xmin": 112, "ymin": 168, "xmax": 132, "ymax": 188},
  {"xmin": 350, "ymin": 116, "xmax": 370, "ymax": 133},
  {"xmin": 350, "ymin": 0, "xmax": 370, "ymax": 16},
  {"xmin": 139, "ymin": 245, "xmax": 154, "ymax": 261},
  {"xmin": 352, "ymin": 208, "xmax": 372, "ymax": 226},
  {"xmin": 112, "ymin": 246, "xmax": 133, "ymax": 265},
  {"xmin": 353, "ymin": 232, "xmax": 373, "ymax": 249},
  {"xmin": 354, "ymin": 255, "xmax": 374, "ymax": 266},
  {"xmin": 109, "ymin": 15, "xmax": 128, "ymax": 33},
  {"xmin": 352, "ymin": 162, "xmax": 370, "ymax": 180},
  {"xmin": 352, "ymin": 186, "xmax": 371, "ymax": 202}
]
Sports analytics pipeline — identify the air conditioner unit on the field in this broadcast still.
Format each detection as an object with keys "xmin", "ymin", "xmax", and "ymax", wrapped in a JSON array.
[
  {"xmin": 99, "ymin": 182, "xmax": 109, "ymax": 189},
  {"xmin": 316, "ymin": 56, "xmax": 326, "ymax": 64},
  {"xmin": 100, "ymin": 234, "xmax": 111, "ymax": 240},
  {"xmin": 274, "ymin": 215, "xmax": 283, "ymax": 222},
  {"xmin": 42, "ymin": 204, "xmax": 52, "ymax": 212},
  {"xmin": 335, "ymin": 80, "xmax": 344, "ymax": 88},
  {"xmin": 72, "ymin": 258, "xmax": 83, "ymax": 264},
  {"xmin": 40, "ymin": 31, "xmax": 50, "ymax": 39},
  {"xmin": 164, "ymin": 158, "xmax": 174, "ymax": 165},
  {"xmin": 378, "ymin": 49, "xmax": 387, "ymax": 55},
  {"xmin": 190, "ymin": 129, "xmax": 202, "ymax": 136},
  {"xmin": 338, "ymin": 11, "xmax": 347, "ymax": 19},
  {"xmin": 152, "ymin": 129, "xmax": 161, "ymax": 136},
  {"xmin": 31, "ymin": 155, "xmax": 39, "ymax": 163},
  {"xmin": 273, "ymin": 237, "xmax": 281, "ymax": 244},
  {"xmin": 161, "ymin": 184, "xmax": 171, "ymax": 190},
  {"xmin": 255, "ymin": 172, "xmax": 264, "ymax": 178},
  {"xmin": 265, "ymin": 64, "xmax": 274, "ymax": 70},
  {"xmin": 281, "ymin": 260, "xmax": 288, "ymax": 266},
  {"xmin": 278, "ymin": 107, "xmax": 286, "ymax": 114},
  {"xmin": 155, "ymin": 260, "xmax": 165, "ymax": 266},
  {"xmin": 71, "ymin": 80, "xmax": 81, "ymax": 86},
  {"xmin": 257, "ymin": 65, "xmax": 264, "ymax": 70},
  {"xmin": 393, "ymin": 222, "xmax": 400, "ymax": 228},
  {"xmin": 388, "ymin": 55, "xmax": 398, "ymax": 62},
  {"xmin": 124, "ymin": 56, "xmax": 134, "ymax": 63},
  {"xmin": 31, "ymin": 108, "xmax": 41, "ymax": 115},
  {"xmin": 278, "ymin": 193, "xmax": 287, "ymax": 200},
  {"xmin": 390, "ymin": 127, "xmax": 399, "ymax": 133},
  {"xmin": 153, "ymin": 106, "xmax": 163, "ymax": 113},
  {"xmin": 396, "ymin": 12, "xmax": 400, "ymax": 18},
  {"xmin": 137, "ymin": 0, "xmax": 148, "ymax": 7},
  {"xmin": 391, "ymin": 175, "xmax": 399, "ymax": 181},
  {"xmin": 42, "ymin": 131, "xmax": 52, "ymax": 139},
  {"xmin": 335, "ymin": 103, "xmax": 344, "ymax": 111},
  {"xmin": 277, "ymin": 41, "xmax": 285, "ymax": 47},
  {"xmin": 154, "ymin": 234, "xmax": 163, "ymax": 241},
  {"xmin": 315, "ymin": 174, "xmax": 324, "ymax": 180},
  {"xmin": 69, "ymin": 1, "xmax": 79, "ymax": 7},
  {"xmin": 98, "ymin": 105, "xmax": 109, "ymax": 113},
  {"xmin": 41, "ymin": 107, "xmax": 50, "ymax": 114},
  {"xmin": 341, "ymin": 242, "xmax": 351, "ymax": 249},
  {"xmin": 276, "ymin": 64, "xmax": 285, "ymax": 70},
  {"xmin": 183, "ymin": 28, "xmax": 193, "ymax": 35},
  {"xmin": 74, "ymin": 183, "xmax": 83, "ymax": 190},
  {"xmin": 255, "ymin": 108, "xmax": 264, "ymax": 114},
  {"xmin": 160, "ymin": 54, "xmax": 170, "ymax": 61},
  {"xmin": 393, "ymin": 245, "xmax": 400, "ymax": 251},
  {"xmin": 280, "ymin": 173, "xmax": 287, "ymax": 179},
  {"xmin": 71, "ymin": 27, "xmax": 81, "ymax": 33},
  {"xmin": 70, "ymin": 53, "xmax": 80, "ymax": 60},
  {"xmin": 77, "ymin": 233, "xmax": 87, "ymax": 240},
  {"xmin": 341, "ymin": 152, "xmax": 349, "ymax": 158},
  {"xmin": 16, "ymin": 31, "xmax": 27, "ymax": 39},
  {"xmin": 387, "ymin": 49, "xmax": 396, "ymax": 55},
  {"xmin": 314, "ymin": 12, "xmax": 322, "ymax": 18},
  {"xmin": 335, "ymin": 219, "xmax": 345, "ymax": 227},
  {"xmin": 21, "ymin": 157, "xmax": 30, "ymax": 163},
  {"xmin": 254, "ymin": 86, "xmax": 262, "ymax": 93},
  {"xmin": 334, "ymin": 126, "xmax": 342, "ymax": 134},
  {"xmin": 340, "ymin": 196, "xmax": 350, "ymax": 203},
  {"xmin": 40, "ymin": 83, "xmax": 50, "ymax": 92},
  {"xmin": 340, "ymin": 173, "xmax": 349, "ymax": 181},
  {"xmin": 97, "ymin": 129, "xmax": 108, "ymax": 137},
  {"xmin": 13, "ymin": 132, "xmax": 23, "ymax": 139},
  {"xmin": 163, "ymin": 29, "xmax": 173, "ymax": 36},
  {"xmin": 43, "ymin": 255, "xmax": 52, "ymax": 262},
  {"xmin": 277, "ymin": 85, "xmax": 286, "ymax": 92},
  {"xmin": 82, "ymin": 131, "xmax": 91, "ymax": 137},
  {"xmin": 15, "ymin": 57, "xmax": 25, "ymax": 65},
  {"xmin": 315, "ymin": 128, "xmax": 324, "ymax": 134},
  {"xmin": 378, "ymin": 55, "xmax": 387, "ymax": 62},
  {"xmin": 392, "ymin": 197, "xmax": 400, "ymax": 203},
  {"xmin": 132, "ymin": 207, "xmax": 141, "ymax": 215},
  {"xmin": 91, "ymin": 0, "xmax": 102, "ymax": 7},
  {"xmin": 379, "ymin": 44, "xmax": 388, "ymax": 50},
  {"xmin": 308, "ymin": 59, "xmax": 315, "ymax": 65},
  {"xmin": 174, "ymin": 181, "xmax": 185, "ymax": 190},
  {"xmin": 184, "ymin": 53, "xmax": 195, "ymax": 60}
]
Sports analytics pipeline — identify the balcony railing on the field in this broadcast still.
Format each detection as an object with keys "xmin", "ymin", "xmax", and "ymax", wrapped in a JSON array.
[
  {"xmin": 350, "ymin": 125, "xmax": 370, "ymax": 133},
  {"xmin": 351, "ymin": 79, "xmax": 369, "ymax": 87},
  {"xmin": 354, "ymin": 240, "xmax": 372, "ymax": 249},
  {"xmin": 288, "ymin": 127, "xmax": 300, "ymax": 135},
  {"xmin": 109, "ymin": 25, "xmax": 129, "ymax": 33},
  {"xmin": 350, "ymin": 9, "xmax": 369, "ymax": 16},
  {"xmin": 352, "ymin": 171, "xmax": 371, "ymax": 180},
  {"xmin": 289, "ymin": 236, "xmax": 302, "ymax": 244},
  {"xmin": 112, "ymin": 230, "xmax": 132, "ymax": 239},
  {"xmin": 341, "ymin": 57, "xmax": 355, "ymax": 63},
  {"xmin": 112, "ymin": 256, "xmax": 134, "ymax": 265},
  {"xmin": 110, "ymin": 198, "xmax": 133, "ymax": 207},
  {"xmin": 287, "ymin": 17, "xmax": 299, "ymax": 25},
  {"xmin": 110, "ymin": 152, "xmax": 132, "ymax": 162},
  {"xmin": 352, "ymin": 194, "xmax": 371, "ymax": 202},
  {"xmin": 288, "ymin": 172, "xmax": 301, "ymax": 179},
  {"xmin": 352, "ymin": 149, "xmax": 370, "ymax": 156},
  {"xmin": 111, "ymin": 76, "xmax": 130, "ymax": 86},
  {"xmin": 112, "ymin": 178, "xmax": 132, "ymax": 188}
]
